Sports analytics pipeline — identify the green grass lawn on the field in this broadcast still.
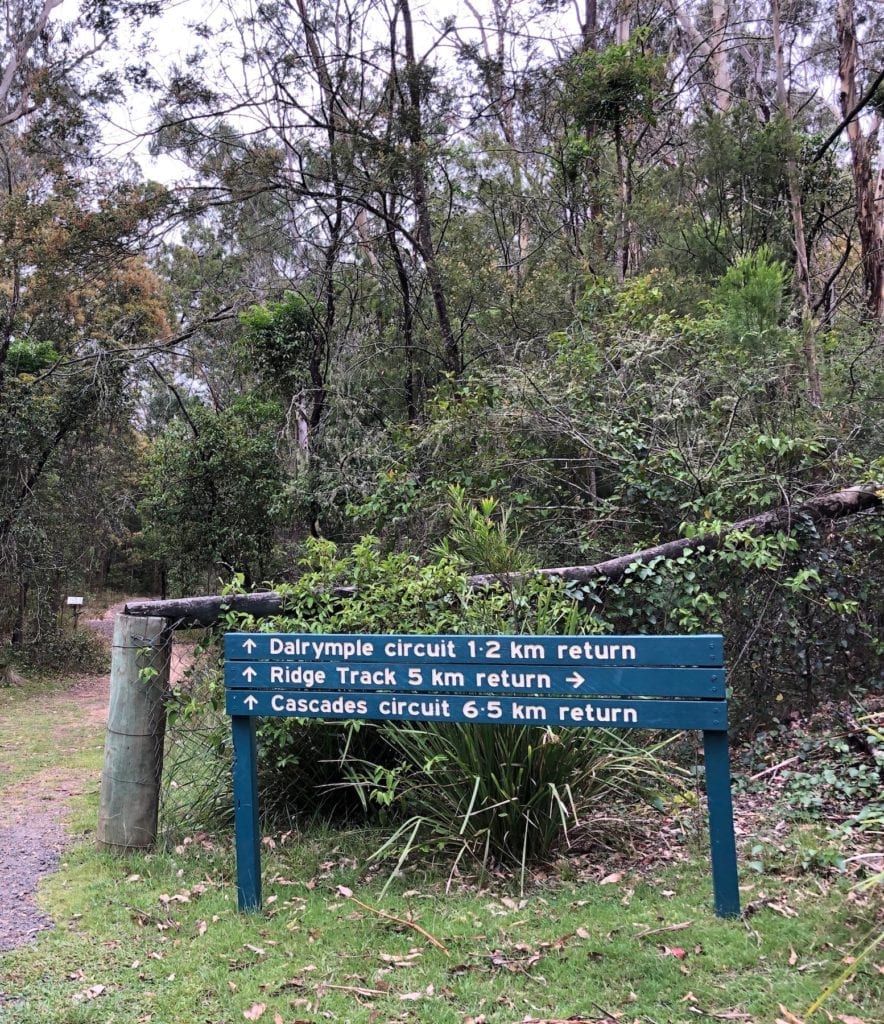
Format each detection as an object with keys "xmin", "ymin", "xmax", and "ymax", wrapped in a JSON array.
[
  {"xmin": 1, "ymin": 816, "xmax": 881, "ymax": 1024},
  {"xmin": 1, "ymin": 672, "xmax": 881, "ymax": 1024}
]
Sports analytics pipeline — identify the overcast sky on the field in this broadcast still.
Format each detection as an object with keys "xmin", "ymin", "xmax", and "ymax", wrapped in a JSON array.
[{"xmin": 56, "ymin": 0, "xmax": 583, "ymax": 182}]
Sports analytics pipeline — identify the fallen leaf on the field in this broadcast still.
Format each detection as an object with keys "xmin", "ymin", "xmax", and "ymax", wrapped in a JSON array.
[
  {"xmin": 836, "ymin": 1016, "xmax": 867, "ymax": 1024},
  {"xmin": 635, "ymin": 920, "xmax": 693, "ymax": 939},
  {"xmin": 488, "ymin": 948, "xmax": 541, "ymax": 971},
  {"xmin": 777, "ymin": 1006, "xmax": 806, "ymax": 1024},
  {"xmin": 575, "ymin": 927, "xmax": 590, "ymax": 939},
  {"xmin": 78, "ymin": 984, "xmax": 106, "ymax": 1002},
  {"xmin": 126, "ymin": 874, "xmax": 141, "ymax": 882},
  {"xmin": 274, "ymin": 1015, "xmax": 284, "ymax": 1024},
  {"xmin": 336, "ymin": 885, "xmax": 353, "ymax": 898},
  {"xmin": 788, "ymin": 946, "xmax": 798, "ymax": 966},
  {"xmin": 600, "ymin": 871, "xmax": 623, "ymax": 885},
  {"xmin": 243, "ymin": 1003, "xmax": 266, "ymax": 1021},
  {"xmin": 244, "ymin": 944, "xmax": 266, "ymax": 956},
  {"xmin": 767, "ymin": 902, "xmax": 798, "ymax": 918},
  {"xmin": 196, "ymin": 920, "xmax": 207, "ymax": 936},
  {"xmin": 688, "ymin": 1009, "xmax": 752, "ymax": 1020},
  {"xmin": 379, "ymin": 950, "xmax": 422, "ymax": 966},
  {"xmin": 660, "ymin": 945, "xmax": 688, "ymax": 959}
]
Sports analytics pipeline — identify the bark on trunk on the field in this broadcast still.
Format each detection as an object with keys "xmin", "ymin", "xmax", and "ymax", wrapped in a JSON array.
[
  {"xmin": 398, "ymin": 0, "xmax": 460, "ymax": 375},
  {"xmin": 382, "ymin": 191, "xmax": 418, "ymax": 421},
  {"xmin": 711, "ymin": 0, "xmax": 731, "ymax": 112},
  {"xmin": 772, "ymin": 0, "xmax": 822, "ymax": 407},
  {"xmin": 836, "ymin": 0, "xmax": 884, "ymax": 319}
]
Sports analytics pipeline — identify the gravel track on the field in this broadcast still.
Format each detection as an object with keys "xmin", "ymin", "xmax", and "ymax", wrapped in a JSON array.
[{"xmin": 0, "ymin": 605, "xmax": 121, "ymax": 955}]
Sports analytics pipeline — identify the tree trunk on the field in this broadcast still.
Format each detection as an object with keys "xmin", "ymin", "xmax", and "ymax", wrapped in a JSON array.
[
  {"xmin": 710, "ymin": 0, "xmax": 732, "ymax": 113},
  {"xmin": 581, "ymin": 0, "xmax": 597, "ymax": 50},
  {"xmin": 836, "ymin": 0, "xmax": 884, "ymax": 319},
  {"xmin": 11, "ymin": 579, "xmax": 27, "ymax": 646},
  {"xmin": 771, "ymin": 0, "xmax": 822, "ymax": 407},
  {"xmin": 398, "ymin": 0, "xmax": 460, "ymax": 375},
  {"xmin": 382, "ymin": 191, "xmax": 419, "ymax": 421},
  {"xmin": 665, "ymin": 0, "xmax": 732, "ymax": 115}
]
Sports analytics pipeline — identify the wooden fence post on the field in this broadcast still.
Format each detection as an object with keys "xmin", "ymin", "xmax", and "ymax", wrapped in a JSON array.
[{"xmin": 97, "ymin": 614, "xmax": 171, "ymax": 852}]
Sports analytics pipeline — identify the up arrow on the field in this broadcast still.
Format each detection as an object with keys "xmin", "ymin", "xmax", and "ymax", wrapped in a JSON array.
[
  {"xmin": 566, "ymin": 671, "xmax": 585, "ymax": 689},
  {"xmin": 242, "ymin": 638, "xmax": 257, "ymax": 653},
  {"xmin": 244, "ymin": 694, "xmax": 258, "ymax": 710},
  {"xmin": 242, "ymin": 666, "xmax": 257, "ymax": 682}
]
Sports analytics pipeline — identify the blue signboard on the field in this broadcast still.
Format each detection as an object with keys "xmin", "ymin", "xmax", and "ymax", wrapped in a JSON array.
[
  {"xmin": 224, "ymin": 631, "xmax": 739, "ymax": 920},
  {"xmin": 225, "ymin": 690, "xmax": 728, "ymax": 730},
  {"xmin": 224, "ymin": 632, "xmax": 724, "ymax": 666},
  {"xmin": 224, "ymin": 661, "xmax": 724, "ymax": 698}
]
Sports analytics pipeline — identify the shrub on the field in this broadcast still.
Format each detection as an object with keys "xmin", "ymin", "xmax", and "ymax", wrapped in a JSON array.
[{"xmin": 162, "ymin": 525, "xmax": 673, "ymax": 871}]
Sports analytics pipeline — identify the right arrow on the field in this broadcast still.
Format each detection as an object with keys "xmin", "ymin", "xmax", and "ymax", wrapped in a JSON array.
[{"xmin": 566, "ymin": 671, "xmax": 585, "ymax": 689}]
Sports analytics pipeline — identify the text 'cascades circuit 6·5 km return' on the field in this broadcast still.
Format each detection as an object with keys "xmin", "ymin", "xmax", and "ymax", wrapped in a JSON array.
[{"xmin": 223, "ymin": 632, "xmax": 740, "ymax": 919}]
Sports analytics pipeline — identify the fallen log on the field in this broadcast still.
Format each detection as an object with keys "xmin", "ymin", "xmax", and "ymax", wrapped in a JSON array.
[
  {"xmin": 125, "ymin": 483, "xmax": 881, "ymax": 627},
  {"xmin": 471, "ymin": 482, "xmax": 882, "ymax": 587}
]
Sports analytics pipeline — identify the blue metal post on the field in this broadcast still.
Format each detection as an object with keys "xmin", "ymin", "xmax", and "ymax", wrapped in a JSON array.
[
  {"xmin": 231, "ymin": 715, "xmax": 261, "ymax": 911},
  {"xmin": 703, "ymin": 729, "xmax": 740, "ymax": 918}
]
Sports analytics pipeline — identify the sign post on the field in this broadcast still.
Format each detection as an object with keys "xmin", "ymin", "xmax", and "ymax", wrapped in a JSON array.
[
  {"xmin": 224, "ymin": 632, "xmax": 739, "ymax": 918},
  {"xmin": 66, "ymin": 595, "xmax": 84, "ymax": 631}
]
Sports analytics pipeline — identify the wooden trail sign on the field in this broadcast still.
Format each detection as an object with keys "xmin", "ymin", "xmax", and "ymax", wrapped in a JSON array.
[{"xmin": 224, "ymin": 632, "xmax": 740, "ymax": 918}]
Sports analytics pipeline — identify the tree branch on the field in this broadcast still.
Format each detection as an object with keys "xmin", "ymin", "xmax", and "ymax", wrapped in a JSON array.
[{"xmin": 812, "ymin": 66, "xmax": 884, "ymax": 164}]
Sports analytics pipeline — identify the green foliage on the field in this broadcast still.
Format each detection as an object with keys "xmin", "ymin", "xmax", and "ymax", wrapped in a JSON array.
[
  {"xmin": 709, "ymin": 246, "xmax": 790, "ymax": 354},
  {"xmin": 239, "ymin": 291, "xmax": 316, "ymax": 387},
  {"xmin": 361, "ymin": 722, "xmax": 671, "ymax": 885},
  {"xmin": 5, "ymin": 339, "xmax": 59, "ymax": 374},
  {"xmin": 165, "ymin": 512, "xmax": 675, "ymax": 873},
  {"xmin": 140, "ymin": 397, "xmax": 287, "ymax": 591},
  {"xmin": 17, "ymin": 622, "xmax": 108, "ymax": 673},
  {"xmin": 433, "ymin": 484, "xmax": 534, "ymax": 575},
  {"xmin": 778, "ymin": 725, "xmax": 882, "ymax": 824},
  {"xmin": 656, "ymin": 106, "xmax": 799, "ymax": 275},
  {"xmin": 567, "ymin": 34, "xmax": 666, "ymax": 136}
]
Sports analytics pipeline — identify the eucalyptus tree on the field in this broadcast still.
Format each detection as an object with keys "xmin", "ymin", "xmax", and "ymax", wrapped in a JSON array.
[
  {"xmin": 0, "ymin": 0, "xmax": 173, "ymax": 645},
  {"xmin": 832, "ymin": 0, "xmax": 884, "ymax": 318}
]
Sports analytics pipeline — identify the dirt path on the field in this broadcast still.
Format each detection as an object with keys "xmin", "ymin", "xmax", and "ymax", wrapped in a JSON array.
[{"xmin": 0, "ymin": 600, "xmax": 189, "ymax": 954}]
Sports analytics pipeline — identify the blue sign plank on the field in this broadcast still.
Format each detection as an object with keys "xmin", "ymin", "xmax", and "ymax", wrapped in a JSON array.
[
  {"xmin": 224, "ymin": 661, "xmax": 725, "ymax": 698},
  {"xmin": 225, "ymin": 689, "xmax": 728, "ymax": 730},
  {"xmin": 223, "ymin": 630, "xmax": 739, "ymax": 920},
  {"xmin": 224, "ymin": 632, "xmax": 723, "ymax": 667}
]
